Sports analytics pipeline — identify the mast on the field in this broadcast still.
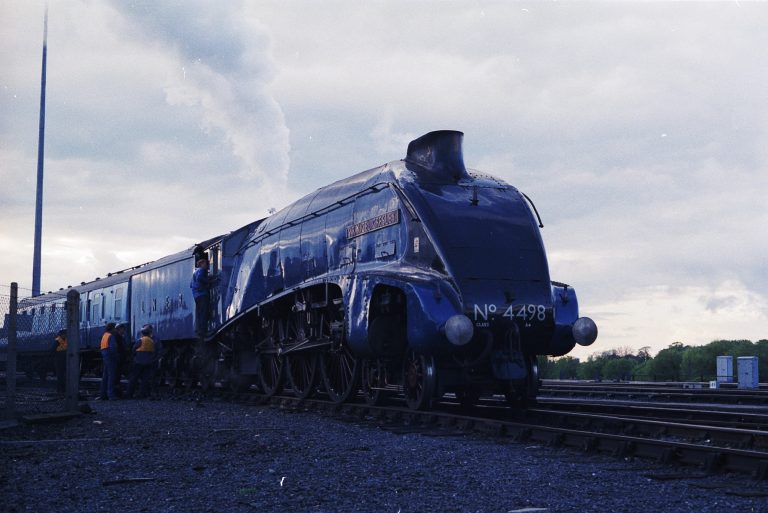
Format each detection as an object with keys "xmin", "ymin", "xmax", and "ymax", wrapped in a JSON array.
[{"xmin": 32, "ymin": 6, "xmax": 48, "ymax": 297}]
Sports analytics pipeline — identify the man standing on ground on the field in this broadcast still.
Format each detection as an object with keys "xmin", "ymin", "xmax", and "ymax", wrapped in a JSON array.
[
  {"xmin": 126, "ymin": 324, "xmax": 158, "ymax": 399},
  {"xmin": 99, "ymin": 322, "xmax": 118, "ymax": 400}
]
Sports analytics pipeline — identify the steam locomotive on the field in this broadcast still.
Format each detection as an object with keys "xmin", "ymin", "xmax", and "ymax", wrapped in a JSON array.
[{"xmin": 5, "ymin": 130, "xmax": 596, "ymax": 409}]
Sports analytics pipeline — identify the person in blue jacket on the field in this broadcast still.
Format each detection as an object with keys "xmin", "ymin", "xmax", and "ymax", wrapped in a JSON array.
[
  {"xmin": 99, "ymin": 322, "xmax": 118, "ymax": 400},
  {"xmin": 190, "ymin": 258, "xmax": 216, "ymax": 339}
]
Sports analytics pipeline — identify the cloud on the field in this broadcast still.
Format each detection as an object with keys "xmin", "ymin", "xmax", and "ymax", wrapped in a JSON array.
[
  {"xmin": 3, "ymin": 1, "xmax": 768, "ymax": 358},
  {"xmin": 0, "ymin": 1, "xmax": 294, "ymax": 293},
  {"xmin": 108, "ymin": 0, "xmax": 290, "ymax": 185}
]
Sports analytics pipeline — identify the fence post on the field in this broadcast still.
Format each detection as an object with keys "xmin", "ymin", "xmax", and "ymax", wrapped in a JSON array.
[
  {"xmin": 65, "ymin": 289, "xmax": 80, "ymax": 411},
  {"xmin": 5, "ymin": 282, "xmax": 18, "ymax": 417}
]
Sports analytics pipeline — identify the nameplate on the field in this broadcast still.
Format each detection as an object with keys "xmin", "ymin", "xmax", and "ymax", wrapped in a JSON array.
[{"xmin": 346, "ymin": 209, "xmax": 400, "ymax": 239}]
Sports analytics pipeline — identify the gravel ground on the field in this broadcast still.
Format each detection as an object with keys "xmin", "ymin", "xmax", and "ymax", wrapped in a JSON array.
[{"xmin": 2, "ymin": 396, "xmax": 768, "ymax": 513}]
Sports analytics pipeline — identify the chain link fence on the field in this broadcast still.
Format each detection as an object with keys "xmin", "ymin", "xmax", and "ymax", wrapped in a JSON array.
[{"xmin": 1, "ymin": 283, "xmax": 81, "ymax": 423}]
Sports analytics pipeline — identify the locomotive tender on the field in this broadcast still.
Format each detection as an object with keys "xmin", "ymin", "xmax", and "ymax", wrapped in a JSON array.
[{"xmin": 6, "ymin": 130, "xmax": 596, "ymax": 409}]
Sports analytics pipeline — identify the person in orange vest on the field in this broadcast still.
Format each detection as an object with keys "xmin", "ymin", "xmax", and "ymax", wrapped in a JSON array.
[
  {"xmin": 126, "ymin": 324, "xmax": 159, "ymax": 399},
  {"xmin": 51, "ymin": 329, "xmax": 67, "ymax": 394},
  {"xmin": 99, "ymin": 322, "xmax": 118, "ymax": 400}
]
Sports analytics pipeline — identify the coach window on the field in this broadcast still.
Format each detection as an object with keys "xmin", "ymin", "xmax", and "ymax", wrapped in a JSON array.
[
  {"xmin": 91, "ymin": 295, "xmax": 102, "ymax": 322},
  {"xmin": 114, "ymin": 288, "xmax": 123, "ymax": 320}
]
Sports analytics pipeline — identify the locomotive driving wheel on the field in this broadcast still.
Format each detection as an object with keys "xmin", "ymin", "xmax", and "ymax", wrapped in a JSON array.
[
  {"xmin": 318, "ymin": 301, "xmax": 359, "ymax": 404},
  {"xmin": 285, "ymin": 307, "xmax": 319, "ymax": 399},
  {"xmin": 257, "ymin": 318, "xmax": 284, "ymax": 397},
  {"xmin": 320, "ymin": 342, "xmax": 359, "ymax": 404},
  {"xmin": 403, "ymin": 349, "xmax": 436, "ymax": 410},
  {"xmin": 286, "ymin": 352, "xmax": 318, "ymax": 399},
  {"xmin": 258, "ymin": 352, "xmax": 284, "ymax": 397}
]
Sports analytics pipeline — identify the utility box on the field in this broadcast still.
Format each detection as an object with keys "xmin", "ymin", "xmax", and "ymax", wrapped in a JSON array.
[
  {"xmin": 737, "ymin": 356, "xmax": 759, "ymax": 390},
  {"xmin": 716, "ymin": 355, "xmax": 734, "ymax": 383}
]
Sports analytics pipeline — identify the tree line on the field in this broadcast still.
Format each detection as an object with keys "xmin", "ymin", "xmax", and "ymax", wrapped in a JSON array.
[{"xmin": 539, "ymin": 339, "xmax": 768, "ymax": 382}]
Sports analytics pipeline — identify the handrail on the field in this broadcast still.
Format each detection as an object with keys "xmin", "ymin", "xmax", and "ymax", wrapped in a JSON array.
[{"xmin": 521, "ymin": 192, "xmax": 544, "ymax": 228}]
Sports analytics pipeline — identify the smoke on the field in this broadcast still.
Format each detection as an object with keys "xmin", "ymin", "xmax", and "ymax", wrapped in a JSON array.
[{"xmin": 109, "ymin": 0, "xmax": 290, "ymax": 185}]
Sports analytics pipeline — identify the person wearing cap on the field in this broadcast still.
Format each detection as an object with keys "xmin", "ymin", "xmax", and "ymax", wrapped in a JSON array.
[
  {"xmin": 51, "ymin": 329, "xmax": 68, "ymax": 394},
  {"xmin": 193, "ymin": 244, "xmax": 207, "ymax": 266},
  {"xmin": 99, "ymin": 322, "xmax": 119, "ymax": 400},
  {"xmin": 126, "ymin": 324, "xmax": 159, "ymax": 399},
  {"xmin": 190, "ymin": 257, "xmax": 217, "ymax": 339}
]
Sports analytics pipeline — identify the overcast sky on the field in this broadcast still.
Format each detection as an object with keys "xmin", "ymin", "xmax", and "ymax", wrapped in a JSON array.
[{"xmin": 2, "ymin": 1, "xmax": 767, "ymax": 359}]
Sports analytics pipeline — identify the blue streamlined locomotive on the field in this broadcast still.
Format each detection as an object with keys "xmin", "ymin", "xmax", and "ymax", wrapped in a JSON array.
[{"xmin": 5, "ymin": 130, "xmax": 596, "ymax": 409}]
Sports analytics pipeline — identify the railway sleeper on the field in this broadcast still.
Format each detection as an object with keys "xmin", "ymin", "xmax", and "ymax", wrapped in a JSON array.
[
  {"xmin": 581, "ymin": 436, "xmax": 598, "ymax": 452},
  {"xmin": 703, "ymin": 452, "xmax": 724, "ymax": 474},
  {"xmin": 542, "ymin": 431, "xmax": 564, "ymax": 448},
  {"xmin": 505, "ymin": 426, "xmax": 531, "ymax": 442},
  {"xmin": 607, "ymin": 440, "xmax": 633, "ymax": 457},
  {"xmin": 473, "ymin": 421, "xmax": 504, "ymax": 437},
  {"xmin": 757, "ymin": 461, "xmax": 768, "ymax": 480},
  {"xmin": 656, "ymin": 447, "xmax": 676, "ymax": 465}
]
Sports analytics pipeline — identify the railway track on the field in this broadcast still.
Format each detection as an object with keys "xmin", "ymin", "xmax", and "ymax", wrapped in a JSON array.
[
  {"xmin": 152, "ymin": 385, "xmax": 768, "ymax": 480},
  {"xmin": 536, "ymin": 397, "xmax": 768, "ymax": 430},
  {"xmin": 539, "ymin": 380, "xmax": 768, "ymax": 405},
  {"xmin": 10, "ymin": 375, "xmax": 768, "ymax": 479},
  {"xmin": 542, "ymin": 379, "xmax": 768, "ymax": 389}
]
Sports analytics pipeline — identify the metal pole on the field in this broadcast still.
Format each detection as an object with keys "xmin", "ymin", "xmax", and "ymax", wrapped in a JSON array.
[
  {"xmin": 65, "ymin": 289, "xmax": 80, "ymax": 411},
  {"xmin": 32, "ymin": 6, "xmax": 48, "ymax": 297},
  {"xmin": 6, "ymin": 283, "xmax": 18, "ymax": 417}
]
